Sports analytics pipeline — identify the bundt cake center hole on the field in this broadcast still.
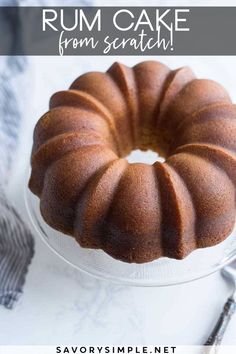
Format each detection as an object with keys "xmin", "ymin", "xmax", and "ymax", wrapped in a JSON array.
[{"xmin": 126, "ymin": 149, "xmax": 165, "ymax": 164}]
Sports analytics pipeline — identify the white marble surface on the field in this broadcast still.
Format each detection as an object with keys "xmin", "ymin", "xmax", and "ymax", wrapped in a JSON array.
[{"xmin": 0, "ymin": 53, "xmax": 236, "ymax": 345}]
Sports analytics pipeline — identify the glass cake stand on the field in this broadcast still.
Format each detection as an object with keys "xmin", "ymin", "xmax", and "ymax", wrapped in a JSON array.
[{"xmin": 25, "ymin": 182, "xmax": 236, "ymax": 287}]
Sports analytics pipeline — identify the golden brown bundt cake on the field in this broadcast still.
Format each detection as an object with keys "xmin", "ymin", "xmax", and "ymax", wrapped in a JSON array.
[{"xmin": 29, "ymin": 60, "xmax": 236, "ymax": 263}]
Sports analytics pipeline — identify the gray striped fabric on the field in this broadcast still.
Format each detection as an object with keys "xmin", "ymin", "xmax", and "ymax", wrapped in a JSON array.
[
  {"xmin": 0, "ymin": 187, "xmax": 34, "ymax": 309},
  {"xmin": 0, "ymin": 6, "xmax": 34, "ymax": 309}
]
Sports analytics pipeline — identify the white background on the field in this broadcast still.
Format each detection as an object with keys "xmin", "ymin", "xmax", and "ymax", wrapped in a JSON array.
[{"xmin": 1, "ymin": 0, "xmax": 236, "ymax": 345}]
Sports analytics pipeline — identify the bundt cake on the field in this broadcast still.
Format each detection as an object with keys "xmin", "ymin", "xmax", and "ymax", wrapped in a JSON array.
[{"xmin": 29, "ymin": 60, "xmax": 236, "ymax": 263}]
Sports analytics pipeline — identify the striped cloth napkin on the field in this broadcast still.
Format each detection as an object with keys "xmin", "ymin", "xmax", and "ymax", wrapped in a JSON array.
[{"xmin": 0, "ymin": 6, "xmax": 34, "ymax": 309}]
